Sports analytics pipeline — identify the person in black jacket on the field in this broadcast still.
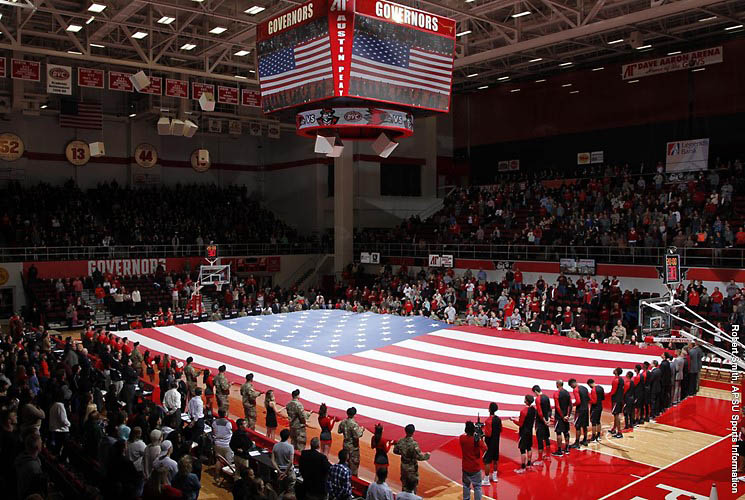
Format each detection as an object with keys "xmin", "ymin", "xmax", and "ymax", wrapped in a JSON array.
[
  {"xmin": 643, "ymin": 361, "xmax": 653, "ymax": 422},
  {"xmin": 649, "ymin": 360, "xmax": 662, "ymax": 419},
  {"xmin": 531, "ymin": 386, "xmax": 551, "ymax": 463},
  {"xmin": 230, "ymin": 419, "xmax": 254, "ymax": 471},
  {"xmin": 299, "ymin": 437, "xmax": 331, "ymax": 500},
  {"xmin": 633, "ymin": 365, "xmax": 645, "ymax": 426},
  {"xmin": 587, "ymin": 379, "xmax": 604, "ymax": 442},
  {"xmin": 553, "ymin": 380, "xmax": 572, "ymax": 456},
  {"xmin": 483, "ymin": 402, "xmax": 502, "ymax": 483},
  {"xmin": 623, "ymin": 371, "xmax": 635, "ymax": 430},
  {"xmin": 660, "ymin": 353, "xmax": 673, "ymax": 412},
  {"xmin": 569, "ymin": 379, "xmax": 590, "ymax": 448}
]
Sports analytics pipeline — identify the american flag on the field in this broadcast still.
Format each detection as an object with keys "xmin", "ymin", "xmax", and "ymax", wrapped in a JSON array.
[
  {"xmin": 124, "ymin": 310, "xmax": 662, "ymax": 450},
  {"xmin": 59, "ymin": 100, "xmax": 103, "ymax": 130},
  {"xmin": 351, "ymin": 33, "xmax": 453, "ymax": 96},
  {"xmin": 259, "ymin": 36, "xmax": 333, "ymax": 97}
]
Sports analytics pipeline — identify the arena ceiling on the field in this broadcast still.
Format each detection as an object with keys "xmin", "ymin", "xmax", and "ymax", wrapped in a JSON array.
[{"xmin": 0, "ymin": 0, "xmax": 742, "ymax": 90}]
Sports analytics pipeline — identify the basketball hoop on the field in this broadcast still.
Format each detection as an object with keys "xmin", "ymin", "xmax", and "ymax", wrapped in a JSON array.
[{"xmin": 215, "ymin": 283, "xmax": 223, "ymax": 292}]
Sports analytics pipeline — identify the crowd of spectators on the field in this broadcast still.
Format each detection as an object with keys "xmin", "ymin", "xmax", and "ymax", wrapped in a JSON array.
[
  {"xmin": 0, "ymin": 181, "xmax": 307, "ymax": 248},
  {"xmin": 357, "ymin": 162, "xmax": 745, "ymax": 252}
]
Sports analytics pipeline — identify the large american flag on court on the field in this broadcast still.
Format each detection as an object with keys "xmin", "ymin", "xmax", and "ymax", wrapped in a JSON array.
[
  {"xmin": 351, "ymin": 33, "xmax": 453, "ymax": 95},
  {"xmin": 258, "ymin": 36, "xmax": 333, "ymax": 97},
  {"xmin": 124, "ymin": 310, "xmax": 662, "ymax": 450}
]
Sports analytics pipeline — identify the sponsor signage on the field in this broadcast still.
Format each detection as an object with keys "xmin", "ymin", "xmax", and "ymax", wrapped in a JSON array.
[
  {"xmin": 257, "ymin": 0, "xmax": 324, "ymax": 41},
  {"xmin": 666, "ymin": 138, "xmax": 709, "ymax": 173},
  {"xmin": 591, "ymin": 151, "xmax": 604, "ymax": 164},
  {"xmin": 577, "ymin": 152, "xmax": 591, "ymax": 165},
  {"xmin": 356, "ymin": 0, "xmax": 456, "ymax": 37},
  {"xmin": 441, "ymin": 254, "xmax": 453, "ymax": 268},
  {"xmin": 78, "ymin": 68, "xmax": 105, "ymax": 88},
  {"xmin": 46, "ymin": 64, "xmax": 72, "ymax": 95},
  {"xmin": 428, "ymin": 254, "xmax": 442, "ymax": 267},
  {"xmin": 622, "ymin": 46, "xmax": 722, "ymax": 80},
  {"xmin": 11, "ymin": 59, "xmax": 41, "ymax": 81},
  {"xmin": 497, "ymin": 160, "xmax": 520, "ymax": 171}
]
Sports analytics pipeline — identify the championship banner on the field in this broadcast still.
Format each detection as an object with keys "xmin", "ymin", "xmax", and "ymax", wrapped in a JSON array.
[
  {"xmin": 139, "ymin": 76, "xmax": 162, "ymax": 95},
  {"xmin": 0, "ymin": 58, "xmax": 5, "ymax": 78},
  {"xmin": 11, "ymin": 59, "xmax": 41, "ymax": 81},
  {"xmin": 191, "ymin": 82, "xmax": 215, "ymax": 101},
  {"xmin": 108, "ymin": 71, "xmax": 134, "ymax": 92},
  {"xmin": 46, "ymin": 64, "xmax": 72, "ymax": 95},
  {"xmin": 217, "ymin": 86, "xmax": 239, "ymax": 105},
  {"xmin": 165, "ymin": 78, "xmax": 189, "ymax": 98},
  {"xmin": 622, "ymin": 46, "xmax": 722, "ymax": 80},
  {"xmin": 666, "ymin": 138, "xmax": 709, "ymax": 173},
  {"xmin": 241, "ymin": 89, "xmax": 261, "ymax": 107},
  {"xmin": 78, "ymin": 68, "xmax": 104, "ymax": 88}
]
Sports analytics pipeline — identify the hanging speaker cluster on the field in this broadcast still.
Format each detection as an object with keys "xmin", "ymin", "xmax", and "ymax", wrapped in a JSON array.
[
  {"xmin": 314, "ymin": 131, "xmax": 344, "ymax": 158},
  {"xmin": 157, "ymin": 117, "xmax": 199, "ymax": 137}
]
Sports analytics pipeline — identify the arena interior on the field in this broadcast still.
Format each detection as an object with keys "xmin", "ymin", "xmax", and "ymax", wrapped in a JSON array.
[{"xmin": 0, "ymin": 0, "xmax": 743, "ymax": 499}]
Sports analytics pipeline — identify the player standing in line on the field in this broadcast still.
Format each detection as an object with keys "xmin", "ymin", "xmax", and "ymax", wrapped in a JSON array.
[
  {"xmin": 623, "ymin": 371, "xmax": 636, "ymax": 430},
  {"xmin": 482, "ymin": 402, "xmax": 502, "ymax": 484},
  {"xmin": 609, "ymin": 367, "xmax": 625, "ymax": 438},
  {"xmin": 510, "ymin": 395, "xmax": 536, "ymax": 474},
  {"xmin": 568, "ymin": 379, "xmax": 590, "ymax": 448},
  {"xmin": 587, "ymin": 379, "xmax": 604, "ymax": 442},
  {"xmin": 633, "ymin": 364, "xmax": 645, "ymax": 426},
  {"xmin": 552, "ymin": 380, "xmax": 572, "ymax": 456},
  {"xmin": 531, "ymin": 385, "xmax": 551, "ymax": 463}
]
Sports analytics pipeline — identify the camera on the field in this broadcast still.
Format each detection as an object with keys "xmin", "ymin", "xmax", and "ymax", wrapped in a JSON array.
[{"xmin": 474, "ymin": 414, "xmax": 485, "ymax": 444}]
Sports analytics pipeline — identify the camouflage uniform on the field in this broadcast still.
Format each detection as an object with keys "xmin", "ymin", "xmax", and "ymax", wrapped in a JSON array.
[
  {"xmin": 130, "ymin": 348, "xmax": 144, "ymax": 378},
  {"xmin": 566, "ymin": 329, "xmax": 582, "ymax": 340},
  {"xmin": 338, "ymin": 417, "xmax": 364, "ymax": 476},
  {"xmin": 240, "ymin": 381, "xmax": 261, "ymax": 429},
  {"xmin": 607, "ymin": 335, "xmax": 621, "ymax": 344},
  {"xmin": 214, "ymin": 372, "xmax": 230, "ymax": 413},
  {"xmin": 184, "ymin": 363, "xmax": 199, "ymax": 398},
  {"xmin": 393, "ymin": 436, "xmax": 430, "ymax": 487},
  {"xmin": 286, "ymin": 398, "xmax": 310, "ymax": 451}
]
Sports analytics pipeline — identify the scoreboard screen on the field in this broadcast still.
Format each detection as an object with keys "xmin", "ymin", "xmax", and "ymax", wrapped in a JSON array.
[{"xmin": 665, "ymin": 254, "xmax": 680, "ymax": 284}]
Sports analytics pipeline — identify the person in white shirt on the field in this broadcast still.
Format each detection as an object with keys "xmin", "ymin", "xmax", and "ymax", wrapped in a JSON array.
[
  {"xmin": 187, "ymin": 388, "xmax": 205, "ymax": 438},
  {"xmin": 127, "ymin": 427, "xmax": 147, "ymax": 472},
  {"xmin": 49, "ymin": 394, "xmax": 71, "ymax": 455},
  {"xmin": 444, "ymin": 304, "xmax": 456, "ymax": 323},
  {"xmin": 163, "ymin": 382, "xmax": 181, "ymax": 415},
  {"xmin": 131, "ymin": 288, "xmax": 141, "ymax": 313},
  {"xmin": 366, "ymin": 467, "xmax": 395, "ymax": 500},
  {"xmin": 143, "ymin": 429, "xmax": 163, "ymax": 479},
  {"xmin": 212, "ymin": 408, "xmax": 234, "ymax": 463},
  {"xmin": 152, "ymin": 440, "xmax": 178, "ymax": 482}
]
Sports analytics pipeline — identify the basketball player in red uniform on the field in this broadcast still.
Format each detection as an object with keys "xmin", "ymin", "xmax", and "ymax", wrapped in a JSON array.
[
  {"xmin": 609, "ymin": 367, "xmax": 625, "ymax": 438},
  {"xmin": 510, "ymin": 395, "xmax": 536, "ymax": 473}
]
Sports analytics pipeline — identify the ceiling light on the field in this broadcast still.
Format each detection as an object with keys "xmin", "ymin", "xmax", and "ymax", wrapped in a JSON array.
[
  {"xmin": 40, "ymin": 104, "xmax": 48, "ymax": 109},
  {"xmin": 592, "ymin": 67, "xmax": 604, "ymax": 71},
  {"xmin": 628, "ymin": 79, "xmax": 639, "ymax": 83},
  {"xmin": 131, "ymin": 31, "xmax": 148, "ymax": 39},
  {"xmin": 511, "ymin": 11, "xmax": 531, "ymax": 18},
  {"xmin": 67, "ymin": 50, "xmax": 82, "ymax": 55},
  {"xmin": 158, "ymin": 16, "xmax": 175, "ymax": 25},
  {"xmin": 86, "ymin": 16, "xmax": 95, "ymax": 24},
  {"xmin": 129, "ymin": 113, "xmax": 137, "ymax": 118},
  {"xmin": 636, "ymin": 44, "xmax": 652, "ymax": 50},
  {"xmin": 456, "ymin": 30, "xmax": 472, "ymax": 37},
  {"xmin": 725, "ymin": 24, "xmax": 743, "ymax": 30},
  {"xmin": 235, "ymin": 75, "xmax": 247, "ymax": 79},
  {"xmin": 234, "ymin": 50, "xmax": 250, "ymax": 56},
  {"xmin": 535, "ymin": 79, "xmax": 546, "ymax": 83},
  {"xmin": 510, "ymin": 88, "xmax": 521, "ymax": 92},
  {"xmin": 608, "ymin": 38, "xmax": 624, "ymax": 45},
  {"xmin": 477, "ymin": 85, "xmax": 488, "ymax": 89},
  {"xmin": 569, "ymin": 90, "xmax": 579, "ymax": 94},
  {"xmin": 209, "ymin": 26, "xmax": 227, "ymax": 34},
  {"xmin": 66, "ymin": 24, "xmax": 83, "ymax": 32},
  {"xmin": 87, "ymin": 3, "xmax": 106, "ymax": 12},
  {"xmin": 249, "ymin": 69, "xmax": 255, "ymax": 74},
  {"xmin": 90, "ymin": 43, "xmax": 104, "ymax": 48},
  {"xmin": 558, "ymin": 62, "xmax": 573, "ymax": 67},
  {"xmin": 692, "ymin": 67, "xmax": 706, "ymax": 72},
  {"xmin": 561, "ymin": 83, "xmax": 572, "ymax": 87},
  {"xmin": 698, "ymin": 16, "xmax": 717, "ymax": 22},
  {"xmin": 529, "ymin": 58, "xmax": 542, "ymax": 63},
  {"xmin": 497, "ymin": 76, "xmax": 509, "ymax": 81},
  {"xmin": 466, "ymin": 73, "xmax": 478, "ymax": 78},
  {"xmin": 245, "ymin": 5, "xmax": 265, "ymax": 15},
  {"xmin": 667, "ymin": 51, "xmax": 681, "ymax": 55},
  {"xmin": 180, "ymin": 43, "xmax": 196, "ymax": 50}
]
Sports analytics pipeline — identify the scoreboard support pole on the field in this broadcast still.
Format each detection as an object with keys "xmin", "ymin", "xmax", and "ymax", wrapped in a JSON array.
[{"xmin": 334, "ymin": 143, "xmax": 354, "ymax": 276}]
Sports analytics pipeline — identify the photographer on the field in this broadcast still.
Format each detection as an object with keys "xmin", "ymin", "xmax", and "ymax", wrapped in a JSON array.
[
  {"xmin": 482, "ymin": 402, "xmax": 501, "ymax": 485},
  {"xmin": 460, "ymin": 421, "xmax": 487, "ymax": 500}
]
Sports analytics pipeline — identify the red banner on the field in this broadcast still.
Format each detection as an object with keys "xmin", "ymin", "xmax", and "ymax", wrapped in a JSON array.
[
  {"xmin": 78, "ymin": 68, "xmax": 104, "ymax": 88},
  {"xmin": 165, "ymin": 78, "xmax": 188, "ymax": 98},
  {"xmin": 355, "ymin": 0, "xmax": 456, "ymax": 37},
  {"xmin": 108, "ymin": 71, "xmax": 133, "ymax": 92},
  {"xmin": 328, "ymin": 0, "xmax": 354, "ymax": 97},
  {"xmin": 241, "ymin": 89, "xmax": 261, "ymax": 107},
  {"xmin": 217, "ymin": 85, "xmax": 239, "ymax": 105},
  {"xmin": 257, "ymin": 0, "xmax": 327, "ymax": 42},
  {"xmin": 0, "ymin": 58, "xmax": 6, "ymax": 78},
  {"xmin": 11, "ymin": 59, "xmax": 41, "ymax": 81},
  {"xmin": 139, "ymin": 76, "xmax": 162, "ymax": 95},
  {"xmin": 191, "ymin": 82, "xmax": 215, "ymax": 100}
]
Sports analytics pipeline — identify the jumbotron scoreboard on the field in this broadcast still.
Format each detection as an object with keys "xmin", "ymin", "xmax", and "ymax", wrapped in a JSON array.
[{"xmin": 256, "ymin": 0, "xmax": 456, "ymax": 117}]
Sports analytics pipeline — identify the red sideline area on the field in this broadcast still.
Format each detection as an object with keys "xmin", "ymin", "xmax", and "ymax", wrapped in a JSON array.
[{"xmin": 601, "ymin": 436, "xmax": 735, "ymax": 500}]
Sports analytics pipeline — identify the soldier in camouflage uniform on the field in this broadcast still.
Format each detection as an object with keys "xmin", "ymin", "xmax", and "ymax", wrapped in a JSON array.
[
  {"xmin": 566, "ymin": 327, "xmax": 583, "ymax": 340},
  {"xmin": 393, "ymin": 424, "xmax": 430, "ymax": 490},
  {"xmin": 184, "ymin": 357, "xmax": 201, "ymax": 399},
  {"xmin": 606, "ymin": 332, "xmax": 622, "ymax": 344},
  {"xmin": 129, "ymin": 341, "xmax": 144, "ymax": 378},
  {"xmin": 214, "ymin": 364, "xmax": 231, "ymax": 413},
  {"xmin": 240, "ymin": 373, "xmax": 263, "ymax": 430},
  {"xmin": 337, "ymin": 407, "xmax": 365, "ymax": 476},
  {"xmin": 285, "ymin": 389, "xmax": 311, "ymax": 451}
]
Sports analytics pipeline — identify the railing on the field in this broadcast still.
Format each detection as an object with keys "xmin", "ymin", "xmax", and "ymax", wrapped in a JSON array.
[
  {"xmin": 352, "ymin": 242, "xmax": 745, "ymax": 269},
  {"xmin": 1, "ymin": 242, "xmax": 331, "ymax": 262}
]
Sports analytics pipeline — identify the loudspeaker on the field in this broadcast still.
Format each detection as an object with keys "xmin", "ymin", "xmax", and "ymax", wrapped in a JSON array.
[
  {"xmin": 89, "ymin": 142, "xmax": 105, "ymax": 157},
  {"xmin": 183, "ymin": 119, "xmax": 198, "ymax": 138},
  {"xmin": 371, "ymin": 132, "xmax": 399, "ymax": 158},
  {"xmin": 198, "ymin": 149, "xmax": 209, "ymax": 163},
  {"xmin": 170, "ymin": 119, "xmax": 185, "ymax": 135},
  {"xmin": 326, "ymin": 137, "xmax": 344, "ymax": 158},
  {"xmin": 314, "ymin": 132, "xmax": 335, "ymax": 154},
  {"xmin": 629, "ymin": 31, "xmax": 643, "ymax": 49},
  {"xmin": 198, "ymin": 92, "xmax": 215, "ymax": 112},
  {"xmin": 157, "ymin": 117, "xmax": 171, "ymax": 135},
  {"xmin": 130, "ymin": 71, "xmax": 151, "ymax": 92}
]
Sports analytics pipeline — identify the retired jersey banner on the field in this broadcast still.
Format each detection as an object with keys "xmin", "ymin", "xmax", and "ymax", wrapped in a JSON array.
[
  {"xmin": 622, "ymin": 46, "xmax": 722, "ymax": 80},
  {"xmin": 666, "ymin": 138, "xmax": 709, "ymax": 173}
]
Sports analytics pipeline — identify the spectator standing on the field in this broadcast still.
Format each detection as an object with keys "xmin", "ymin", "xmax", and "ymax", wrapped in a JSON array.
[
  {"xmin": 327, "ymin": 449, "xmax": 353, "ymax": 500},
  {"xmin": 212, "ymin": 409, "xmax": 234, "ymax": 463},
  {"xmin": 299, "ymin": 437, "xmax": 331, "ymax": 500},
  {"xmin": 366, "ymin": 467, "xmax": 395, "ymax": 500},
  {"xmin": 272, "ymin": 428, "xmax": 296, "ymax": 494}
]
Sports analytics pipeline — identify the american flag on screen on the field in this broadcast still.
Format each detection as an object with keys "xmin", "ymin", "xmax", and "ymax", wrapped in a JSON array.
[
  {"xmin": 351, "ymin": 33, "xmax": 453, "ymax": 95},
  {"xmin": 124, "ymin": 310, "xmax": 659, "ymax": 450},
  {"xmin": 259, "ymin": 36, "xmax": 333, "ymax": 97},
  {"xmin": 59, "ymin": 100, "xmax": 103, "ymax": 130}
]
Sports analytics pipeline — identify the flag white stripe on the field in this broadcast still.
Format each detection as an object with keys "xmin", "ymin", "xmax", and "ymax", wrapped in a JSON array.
[
  {"xmin": 350, "ymin": 70, "xmax": 450, "ymax": 95},
  {"xmin": 350, "ymin": 58, "xmax": 452, "ymax": 83},
  {"xmin": 411, "ymin": 48, "xmax": 452, "ymax": 62},
  {"xmin": 260, "ymin": 56, "xmax": 332, "ymax": 83},
  {"xmin": 409, "ymin": 54, "xmax": 453, "ymax": 69},
  {"xmin": 408, "ymin": 61, "xmax": 452, "ymax": 76},
  {"xmin": 261, "ymin": 64, "xmax": 333, "ymax": 90},
  {"xmin": 261, "ymin": 73, "xmax": 332, "ymax": 96},
  {"xmin": 294, "ymin": 36, "xmax": 330, "ymax": 53}
]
